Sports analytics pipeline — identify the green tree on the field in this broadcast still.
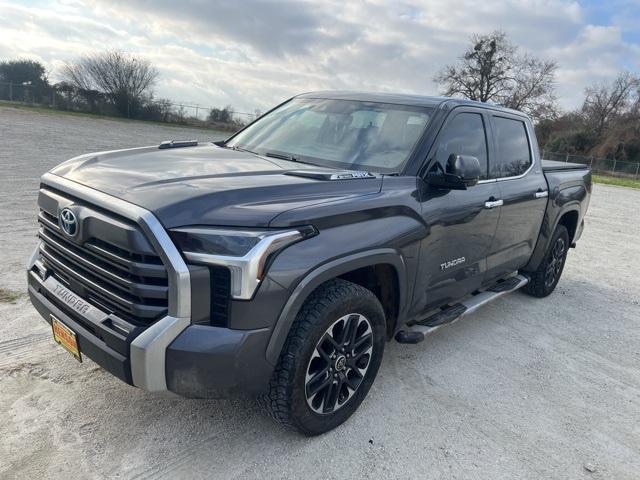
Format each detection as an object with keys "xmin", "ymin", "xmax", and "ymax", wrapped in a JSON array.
[
  {"xmin": 0, "ymin": 59, "xmax": 50, "ymax": 101},
  {"xmin": 208, "ymin": 105, "xmax": 234, "ymax": 124}
]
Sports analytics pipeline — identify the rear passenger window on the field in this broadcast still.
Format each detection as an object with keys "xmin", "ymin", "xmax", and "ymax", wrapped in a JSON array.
[
  {"xmin": 432, "ymin": 113, "xmax": 488, "ymax": 179},
  {"xmin": 492, "ymin": 117, "xmax": 532, "ymax": 178}
]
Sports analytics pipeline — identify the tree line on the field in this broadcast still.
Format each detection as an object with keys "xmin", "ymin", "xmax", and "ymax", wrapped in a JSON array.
[
  {"xmin": 0, "ymin": 51, "xmax": 249, "ymax": 129},
  {"xmin": 1, "ymin": 35, "xmax": 639, "ymax": 161},
  {"xmin": 435, "ymin": 31, "xmax": 640, "ymax": 163}
]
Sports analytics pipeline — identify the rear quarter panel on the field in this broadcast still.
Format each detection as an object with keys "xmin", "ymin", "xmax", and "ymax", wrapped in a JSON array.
[{"xmin": 525, "ymin": 166, "xmax": 591, "ymax": 271}]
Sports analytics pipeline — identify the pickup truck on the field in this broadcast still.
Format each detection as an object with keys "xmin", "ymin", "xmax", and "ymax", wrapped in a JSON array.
[{"xmin": 27, "ymin": 91, "xmax": 591, "ymax": 435}]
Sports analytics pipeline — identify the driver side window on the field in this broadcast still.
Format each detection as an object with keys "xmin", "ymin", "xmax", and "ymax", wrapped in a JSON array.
[{"xmin": 432, "ymin": 113, "xmax": 488, "ymax": 179}]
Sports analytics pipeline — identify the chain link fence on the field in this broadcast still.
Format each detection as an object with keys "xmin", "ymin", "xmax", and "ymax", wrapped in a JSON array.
[
  {"xmin": 0, "ymin": 81, "xmax": 260, "ymax": 129},
  {"xmin": 541, "ymin": 149, "xmax": 640, "ymax": 179}
]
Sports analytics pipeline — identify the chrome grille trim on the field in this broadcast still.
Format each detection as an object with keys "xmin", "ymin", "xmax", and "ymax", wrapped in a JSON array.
[
  {"xmin": 38, "ymin": 228, "xmax": 168, "ymax": 299},
  {"xmin": 40, "ymin": 173, "xmax": 191, "ymax": 391}
]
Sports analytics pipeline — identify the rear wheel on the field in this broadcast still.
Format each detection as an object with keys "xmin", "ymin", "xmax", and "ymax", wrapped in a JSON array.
[
  {"xmin": 523, "ymin": 225, "xmax": 569, "ymax": 298},
  {"xmin": 259, "ymin": 279, "xmax": 386, "ymax": 435}
]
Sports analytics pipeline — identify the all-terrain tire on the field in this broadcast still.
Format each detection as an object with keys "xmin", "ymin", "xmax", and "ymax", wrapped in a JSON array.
[
  {"xmin": 522, "ymin": 225, "xmax": 570, "ymax": 298},
  {"xmin": 258, "ymin": 278, "xmax": 386, "ymax": 436}
]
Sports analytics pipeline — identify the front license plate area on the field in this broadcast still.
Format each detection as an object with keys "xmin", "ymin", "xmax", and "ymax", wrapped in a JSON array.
[{"xmin": 51, "ymin": 315, "xmax": 82, "ymax": 362}]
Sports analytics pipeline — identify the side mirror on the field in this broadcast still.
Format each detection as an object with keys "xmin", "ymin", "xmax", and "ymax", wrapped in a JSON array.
[{"xmin": 427, "ymin": 154, "xmax": 482, "ymax": 190}]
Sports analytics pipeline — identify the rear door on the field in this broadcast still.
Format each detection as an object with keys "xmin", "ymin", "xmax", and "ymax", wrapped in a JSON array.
[
  {"xmin": 484, "ymin": 114, "xmax": 548, "ymax": 281},
  {"xmin": 413, "ymin": 109, "xmax": 502, "ymax": 312}
]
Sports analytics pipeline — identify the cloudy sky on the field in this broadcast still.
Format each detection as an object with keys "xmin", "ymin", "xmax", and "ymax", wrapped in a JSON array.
[{"xmin": 1, "ymin": 0, "xmax": 639, "ymax": 114}]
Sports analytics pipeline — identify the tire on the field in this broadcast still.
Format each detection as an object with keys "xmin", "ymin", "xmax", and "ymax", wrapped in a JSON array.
[
  {"xmin": 522, "ymin": 225, "xmax": 570, "ymax": 298},
  {"xmin": 258, "ymin": 278, "xmax": 386, "ymax": 436}
]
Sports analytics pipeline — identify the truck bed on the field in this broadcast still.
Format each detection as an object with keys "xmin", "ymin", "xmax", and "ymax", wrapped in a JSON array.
[{"xmin": 542, "ymin": 159, "xmax": 590, "ymax": 171}]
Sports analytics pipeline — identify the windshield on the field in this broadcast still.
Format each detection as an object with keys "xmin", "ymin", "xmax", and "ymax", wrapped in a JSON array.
[{"xmin": 226, "ymin": 98, "xmax": 433, "ymax": 174}]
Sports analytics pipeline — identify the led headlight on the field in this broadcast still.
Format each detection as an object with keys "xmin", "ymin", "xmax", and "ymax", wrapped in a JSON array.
[{"xmin": 170, "ymin": 226, "xmax": 316, "ymax": 299}]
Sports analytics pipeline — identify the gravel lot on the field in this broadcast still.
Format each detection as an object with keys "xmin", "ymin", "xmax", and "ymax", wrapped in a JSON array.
[{"xmin": 1, "ymin": 105, "xmax": 639, "ymax": 479}]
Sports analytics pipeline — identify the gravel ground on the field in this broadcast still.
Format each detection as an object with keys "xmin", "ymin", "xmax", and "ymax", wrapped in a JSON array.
[{"xmin": 1, "ymin": 105, "xmax": 639, "ymax": 479}]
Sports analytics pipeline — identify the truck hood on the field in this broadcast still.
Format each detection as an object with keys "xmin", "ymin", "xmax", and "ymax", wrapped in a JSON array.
[{"xmin": 50, "ymin": 143, "xmax": 382, "ymax": 228}]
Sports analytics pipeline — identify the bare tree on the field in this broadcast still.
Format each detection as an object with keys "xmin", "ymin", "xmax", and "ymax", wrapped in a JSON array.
[
  {"xmin": 61, "ymin": 50, "xmax": 158, "ymax": 118},
  {"xmin": 582, "ymin": 72, "xmax": 640, "ymax": 137},
  {"xmin": 434, "ymin": 31, "xmax": 558, "ymax": 119}
]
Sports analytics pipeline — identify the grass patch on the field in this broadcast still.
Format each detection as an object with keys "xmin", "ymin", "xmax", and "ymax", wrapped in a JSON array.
[
  {"xmin": 592, "ymin": 174, "xmax": 640, "ymax": 190},
  {"xmin": 0, "ymin": 288, "xmax": 20, "ymax": 303}
]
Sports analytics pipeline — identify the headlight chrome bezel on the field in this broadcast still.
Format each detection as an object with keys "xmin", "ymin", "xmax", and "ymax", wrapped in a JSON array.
[{"xmin": 170, "ymin": 226, "xmax": 316, "ymax": 300}]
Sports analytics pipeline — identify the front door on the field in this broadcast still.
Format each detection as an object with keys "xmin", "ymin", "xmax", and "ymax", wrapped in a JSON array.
[{"xmin": 412, "ymin": 109, "xmax": 501, "ymax": 314}]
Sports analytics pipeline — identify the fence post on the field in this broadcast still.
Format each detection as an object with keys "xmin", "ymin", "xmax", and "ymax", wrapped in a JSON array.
[
  {"xmin": 8, "ymin": 82, "xmax": 12, "ymax": 101},
  {"xmin": 565, "ymin": 152, "xmax": 569, "ymax": 162},
  {"xmin": 590, "ymin": 156, "xmax": 593, "ymax": 167},
  {"xmin": 612, "ymin": 159, "xmax": 616, "ymax": 173},
  {"xmin": 635, "ymin": 163, "xmax": 639, "ymax": 179}
]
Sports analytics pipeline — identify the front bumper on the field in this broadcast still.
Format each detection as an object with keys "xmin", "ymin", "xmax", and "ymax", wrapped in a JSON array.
[
  {"xmin": 28, "ymin": 262, "xmax": 275, "ymax": 398},
  {"xmin": 28, "ymin": 276, "xmax": 133, "ymax": 383},
  {"xmin": 28, "ymin": 174, "xmax": 280, "ymax": 398}
]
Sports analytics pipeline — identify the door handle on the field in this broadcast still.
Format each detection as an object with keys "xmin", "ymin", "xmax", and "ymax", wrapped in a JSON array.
[
  {"xmin": 534, "ymin": 190, "xmax": 549, "ymax": 199},
  {"xmin": 484, "ymin": 199, "xmax": 503, "ymax": 209}
]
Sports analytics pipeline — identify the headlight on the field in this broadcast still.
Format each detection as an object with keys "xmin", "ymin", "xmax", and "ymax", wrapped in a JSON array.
[{"xmin": 170, "ymin": 226, "xmax": 316, "ymax": 299}]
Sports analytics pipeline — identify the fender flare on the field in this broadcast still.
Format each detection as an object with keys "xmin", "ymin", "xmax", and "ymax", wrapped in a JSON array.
[
  {"xmin": 264, "ymin": 249, "xmax": 407, "ymax": 365},
  {"xmin": 526, "ymin": 202, "xmax": 582, "ymax": 271},
  {"xmin": 552, "ymin": 204, "xmax": 581, "ymax": 240}
]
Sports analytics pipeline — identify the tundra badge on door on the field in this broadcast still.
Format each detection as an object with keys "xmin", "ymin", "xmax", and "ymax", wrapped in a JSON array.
[{"xmin": 440, "ymin": 257, "xmax": 466, "ymax": 271}]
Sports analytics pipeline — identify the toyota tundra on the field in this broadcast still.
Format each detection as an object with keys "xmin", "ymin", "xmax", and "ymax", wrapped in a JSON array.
[{"xmin": 27, "ymin": 92, "xmax": 591, "ymax": 435}]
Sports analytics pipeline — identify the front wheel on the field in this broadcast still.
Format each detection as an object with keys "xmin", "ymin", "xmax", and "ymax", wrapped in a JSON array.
[
  {"xmin": 522, "ymin": 224, "xmax": 570, "ymax": 298},
  {"xmin": 259, "ymin": 279, "xmax": 386, "ymax": 435}
]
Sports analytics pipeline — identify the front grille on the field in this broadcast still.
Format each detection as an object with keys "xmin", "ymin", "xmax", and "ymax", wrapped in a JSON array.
[
  {"xmin": 37, "ymin": 199, "xmax": 169, "ymax": 326},
  {"xmin": 210, "ymin": 266, "xmax": 231, "ymax": 327}
]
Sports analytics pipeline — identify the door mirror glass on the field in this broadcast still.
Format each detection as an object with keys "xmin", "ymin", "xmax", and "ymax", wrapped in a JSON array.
[
  {"xmin": 447, "ymin": 154, "xmax": 481, "ymax": 186},
  {"xmin": 427, "ymin": 154, "xmax": 482, "ymax": 190}
]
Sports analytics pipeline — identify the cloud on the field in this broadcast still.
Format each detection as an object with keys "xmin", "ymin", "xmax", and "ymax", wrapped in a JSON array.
[{"xmin": 0, "ymin": 0, "xmax": 638, "ymax": 113}]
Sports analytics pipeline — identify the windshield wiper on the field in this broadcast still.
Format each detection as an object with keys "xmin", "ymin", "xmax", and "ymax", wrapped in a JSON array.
[{"xmin": 265, "ymin": 152, "xmax": 298, "ymax": 162}]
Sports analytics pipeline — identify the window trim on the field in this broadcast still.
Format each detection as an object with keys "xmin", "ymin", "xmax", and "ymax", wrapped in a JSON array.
[
  {"xmin": 482, "ymin": 114, "xmax": 536, "ymax": 183},
  {"xmin": 423, "ymin": 109, "xmax": 491, "ymax": 180}
]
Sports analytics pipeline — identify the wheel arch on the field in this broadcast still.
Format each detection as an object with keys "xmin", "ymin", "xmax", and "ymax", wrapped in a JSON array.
[
  {"xmin": 265, "ymin": 249, "xmax": 407, "ymax": 365},
  {"xmin": 556, "ymin": 209, "xmax": 580, "ymax": 243}
]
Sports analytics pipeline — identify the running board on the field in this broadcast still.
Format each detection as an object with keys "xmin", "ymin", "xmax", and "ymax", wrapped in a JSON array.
[{"xmin": 395, "ymin": 274, "xmax": 529, "ymax": 344}]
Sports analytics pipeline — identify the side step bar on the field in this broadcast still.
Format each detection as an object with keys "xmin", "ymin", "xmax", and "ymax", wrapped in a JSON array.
[{"xmin": 395, "ymin": 274, "xmax": 529, "ymax": 344}]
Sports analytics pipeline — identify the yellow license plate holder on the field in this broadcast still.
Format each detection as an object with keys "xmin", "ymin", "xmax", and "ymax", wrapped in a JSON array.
[{"xmin": 51, "ymin": 315, "xmax": 82, "ymax": 362}]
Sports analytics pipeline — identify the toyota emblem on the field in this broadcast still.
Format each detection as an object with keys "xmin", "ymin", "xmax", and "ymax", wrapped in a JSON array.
[{"xmin": 59, "ymin": 208, "xmax": 78, "ymax": 237}]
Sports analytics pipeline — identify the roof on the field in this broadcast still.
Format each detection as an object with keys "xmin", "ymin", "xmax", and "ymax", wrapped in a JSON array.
[{"xmin": 296, "ymin": 90, "xmax": 527, "ymax": 117}]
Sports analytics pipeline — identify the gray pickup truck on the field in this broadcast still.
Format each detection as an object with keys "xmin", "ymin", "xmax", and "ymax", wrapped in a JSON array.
[{"xmin": 27, "ymin": 92, "xmax": 591, "ymax": 434}]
